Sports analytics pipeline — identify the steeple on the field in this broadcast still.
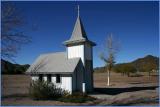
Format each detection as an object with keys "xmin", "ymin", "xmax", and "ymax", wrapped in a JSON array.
[
  {"xmin": 70, "ymin": 5, "xmax": 88, "ymax": 41},
  {"xmin": 77, "ymin": 5, "xmax": 79, "ymax": 17},
  {"xmin": 70, "ymin": 16, "xmax": 88, "ymax": 41},
  {"xmin": 63, "ymin": 5, "xmax": 96, "ymax": 46}
]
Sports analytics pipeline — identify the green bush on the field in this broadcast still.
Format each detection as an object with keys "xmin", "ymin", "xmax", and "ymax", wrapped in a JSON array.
[
  {"xmin": 29, "ymin": 81, "xmax": 96, "ymax": 103},
  {"xmin": 58, "ymin": 92, "xmax": 96, "ymax": 103},
  {"xmin": 29, "ymin": 80, "xmax": 68, "ymax": 100}
]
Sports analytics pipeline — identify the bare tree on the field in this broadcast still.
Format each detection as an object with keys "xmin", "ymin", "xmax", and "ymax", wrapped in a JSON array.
[
  {"xmin": 29, "ymin": 59, "xmax": 47, "ymax": 74},
  {"xmin": 1, "ymin": 2, "xmax": 31, "ymax": 60},
  {"xmin": 26, "ymin": 58, "xmax": 48, "ymax": 82},
  {"xmin": 100, "ymin": 33, "xmax": 119, "ymax": 86}
]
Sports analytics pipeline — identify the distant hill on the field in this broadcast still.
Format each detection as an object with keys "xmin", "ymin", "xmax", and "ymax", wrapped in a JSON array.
[
  {"xmin": 1, "ymin": 55, "xmax": 159, "ymax": 74},
  {"xmin": 94, "ymin": 55, "xmax": 159, "ymax": 73},
  {"xmin": 1, "ymin": 59, "xmax": 30, "ymax": 74},
  {"xmin": 131, "ymin": 55, "xmax": 159, "ymax": 72}
]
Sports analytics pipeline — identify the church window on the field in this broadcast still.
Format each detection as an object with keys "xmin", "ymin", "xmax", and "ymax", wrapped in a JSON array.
[
  {"xmin": 47, "ymin": 74, "xmax": 51, "ymax": 83},
  {"xmin": 56, "ymin": 74, "xmax": 61, "ymax": 83},
  {"xmin": 39, "ymin": 74, "xmax": 43, "ymax": 81}
]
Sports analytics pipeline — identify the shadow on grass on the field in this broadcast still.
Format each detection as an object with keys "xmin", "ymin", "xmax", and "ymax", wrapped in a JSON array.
[{"xmin": 94, "ymin": 86, "xmax": 158, "ymax": 95}]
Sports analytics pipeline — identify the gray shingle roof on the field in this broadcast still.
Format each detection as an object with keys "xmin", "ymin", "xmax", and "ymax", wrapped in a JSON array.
[
  {"xmin": 69, "ymin": 17, "xmax": 88, "ymax": 41},
  {"xmin": 63, "ymin": 16, "xmax": 96, "ymax": 46},
  {"xmin": 26, "ymin": 52, "xmax": 81, "ymax": 74}
]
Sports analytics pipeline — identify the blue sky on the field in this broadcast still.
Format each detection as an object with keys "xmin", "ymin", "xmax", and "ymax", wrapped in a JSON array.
[{"xmin": 4, "ymin": 1, "xmax": 159, "ymax": 67}]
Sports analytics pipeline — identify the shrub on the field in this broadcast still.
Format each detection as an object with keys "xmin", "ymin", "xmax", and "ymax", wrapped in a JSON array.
[
  {"xmin": 29, "ymin": 80, "xmax": 68, "ymax": 100},
  {"xmin": 29, "ymin": 81, "xmax": 96, "ymax": 103},
  {"xmin": 58, "ymin": 92, "xmax": 96, "ymax": 103}
]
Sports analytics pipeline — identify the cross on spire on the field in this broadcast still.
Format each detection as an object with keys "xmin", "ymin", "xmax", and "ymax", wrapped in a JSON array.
[
  {"xmin": 63, "ymin": 5, "xmax": 96, "ymax": 46},
  {"xmin": 77, "ymin": 5, "xmax": 80, "ymax": 17}
]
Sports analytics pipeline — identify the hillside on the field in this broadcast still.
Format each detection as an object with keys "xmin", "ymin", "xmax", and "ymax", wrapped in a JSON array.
[
  {"xmin": 94, "ymin": 55, "xmax": 159, "ymax": 73},
  {"xmin": 1, "ymin": 55, "xmax": 159, "ymax": 74},
  {"xmin": 1, "ymin": 59, "xmax": 30, "ymax": 74},
  {"xmin": 131, "ymin": 55, "xmax": 159, "ymax": 72}
]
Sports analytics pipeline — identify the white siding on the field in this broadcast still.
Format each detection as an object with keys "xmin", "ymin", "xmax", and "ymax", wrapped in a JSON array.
[
  {"xmin": 67, "ymin": 45, "xmax": 84, "ymax": 64},
  {"xmin": 67, "ymin": 43, "xmax": 93, "ymax": 92},
  {"xmin": 61, "ymin": 76, "xmax": 72, "ymax": 93},
  {"xmin": 84, "ymin": 44, "xmax": 93, "ymax": 92},
  {"xmin": 76, "ymin": 64, "xmax": 84, "ymax": 92},
  {"xmin": 85, "ymin": 44, "xmax": 92, "ymax": 60},
  {"xmin": 43, "ymin": 75, "xmax": 47, "ymax": 81},
  {"xmin": 72, "ymin": 61, "xmax": 84, "ymax": 92},
  {"xmin": 31, "ymin": 75, "xmax": 72, "ymax": 93},
  {"xmin": 72, "ymin": 73, "xmax": 76, "ymax": 91},
  {"xmin": 51, "ymin": 75, "xmax": 72, "ymax": 93},
  {"xmin": 31, "ymin": 75, "xmax": 39, "ymax": 81},
  {"xmin": 51, "ymin": 76, "xmax": 56, "ymax": 83}
]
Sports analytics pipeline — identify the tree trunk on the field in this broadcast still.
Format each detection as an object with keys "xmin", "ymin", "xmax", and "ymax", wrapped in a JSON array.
[{"xmin": 107, "ymin": 70, "xmax": 110, "ymax": 86}]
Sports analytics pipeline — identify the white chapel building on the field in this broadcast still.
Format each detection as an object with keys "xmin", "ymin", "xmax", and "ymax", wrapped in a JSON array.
[{"xmin": 26, "ymin": 7, "xmax": 96, "ymax": 93}]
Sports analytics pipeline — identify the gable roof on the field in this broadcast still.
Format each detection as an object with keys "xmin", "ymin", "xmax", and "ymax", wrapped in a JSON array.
[
  {"xmin": 63, "ymin": 16, "xmax": 96, "ymax": 46},
  {"xmin": 26, "ymin": 52, "xmax": 81, "ymax": 74}
]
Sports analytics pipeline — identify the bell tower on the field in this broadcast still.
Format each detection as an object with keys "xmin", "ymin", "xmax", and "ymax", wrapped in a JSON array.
[{"xmin": 63, "ymin": 5, "xmax": 96, "ymax": 91}]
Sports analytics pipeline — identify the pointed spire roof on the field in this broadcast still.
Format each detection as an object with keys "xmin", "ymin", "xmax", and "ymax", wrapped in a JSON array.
[
  {"xmin": 63, "ymin": 6, "xmax": 96, "ymax": 46},
  {"xmin": 70, "ymin": 16, "xmax": 88, "ymax": 41}
]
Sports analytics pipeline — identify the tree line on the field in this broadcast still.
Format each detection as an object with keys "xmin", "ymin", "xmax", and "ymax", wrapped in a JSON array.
[{"xmin": 95, "ymin": 55, "xmax": 159, "ymax": 77}]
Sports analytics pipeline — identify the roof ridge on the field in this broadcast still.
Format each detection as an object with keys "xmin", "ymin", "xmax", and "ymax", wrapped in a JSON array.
[{"xmin": 40, "ymin": 51, "xmax": 66, "ymax": 56}]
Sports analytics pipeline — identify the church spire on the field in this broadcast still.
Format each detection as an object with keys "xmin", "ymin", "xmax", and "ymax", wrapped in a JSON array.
[
  {"xmin": 64, "ymin": 5, "xmax": 88, "ymax": 43},
  {"xmin": 63, "ymin": 5, "xmax": 96, "ymax": 46},
  {"xmin": 77, "ymin": 5, "xmax": 80, "ymax": 17}
]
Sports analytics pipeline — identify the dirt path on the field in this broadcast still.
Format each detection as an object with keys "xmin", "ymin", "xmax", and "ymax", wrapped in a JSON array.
[
  {"xmin": 1, "ymin": 95, "xmax": 102, "ymax": 106},
  {"xmin": 92, "ymin": 72, "xmax": 159, "ymax": 106},
  {"xmin": 90, "ymin": 87, "xmax": 159, "ymax": 106}
]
